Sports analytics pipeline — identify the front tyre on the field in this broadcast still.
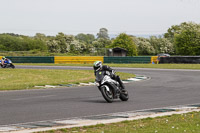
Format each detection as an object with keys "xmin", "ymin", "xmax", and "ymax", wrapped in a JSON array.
[
  {"xmin": 100, "ymin": 85, "xmax": 113, "ymax": 103},
  {"xmin": 11, "ymin": 64, "xmax": 15, "ymax": 69},
  {"xmin": 119, "ymin": 89, "xmax": 129, "ymax": 101}
]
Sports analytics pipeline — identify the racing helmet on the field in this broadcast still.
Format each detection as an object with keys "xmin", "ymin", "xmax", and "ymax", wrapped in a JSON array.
[
  {"xmin": 2, "ymin": 56, "xmax": 6, "ymax": 60},
  {"xmin": 93, "ymin": 61, "xmax": 102, "ymax": 71}
]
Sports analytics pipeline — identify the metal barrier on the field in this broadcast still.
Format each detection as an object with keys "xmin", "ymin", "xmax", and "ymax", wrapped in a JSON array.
[
  {"xmin": 159, "ymin": 56, "xmax": 200, "ymax": 64},
  {"xmin": 104, "ymin": 56, "xmax": 151, "ymax": 64},
  {"xmin": 54, "ymin": 56, "xmax": 104, "ymax": 64},
  {"xmin": 0, "ymin": 56, "xmax": 157, "ymax": 64},
  {"xmin": 5, "ymin": 56, "xmax": 54, "ymax": 63}
]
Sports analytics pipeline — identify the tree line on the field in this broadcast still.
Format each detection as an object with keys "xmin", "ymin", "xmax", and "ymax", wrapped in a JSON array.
[{"xmin": 0, "ymin": 22, "xmax": 200, "ymax": 56}]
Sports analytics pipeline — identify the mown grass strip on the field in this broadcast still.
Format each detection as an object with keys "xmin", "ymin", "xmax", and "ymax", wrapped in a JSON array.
[
  {"xmin": 38, "ymin": 111, "xmax": 200, "ymax": 133},
  {"xmin": 16, "ymin": 63, "xmax": 200, "ymax": 69},
  {"xmin": 0, "ymin": 69, "xmax": 134, "ymax": 90}
]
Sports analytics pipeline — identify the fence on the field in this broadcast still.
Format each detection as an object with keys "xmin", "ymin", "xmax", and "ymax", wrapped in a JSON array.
[
  {"xmin": 5, "ymin": 56, "xmax": 54, "ymax": 63},
  {"xmin": 54, "ymin": 56, "xmax": 104, "ymax": 64},
  {"xmin": 159, "ymin": 56, "xmax": 200, "ymax": 64},
  {"xmin": 104, "ymin": 56, "xmax": 151, "ymax": 64},
  {"xmin": 1, "ymin": 56, "xmax": 156, "ymax": 64}
]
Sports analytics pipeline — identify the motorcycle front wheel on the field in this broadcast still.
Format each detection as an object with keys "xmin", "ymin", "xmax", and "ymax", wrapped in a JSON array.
[
  {"xmin": 119, "ymin": 89, "xmax": 129, "ymax": 101},
  {"xmin": 11, "ymin": 64, "xmax": 15, "ymax": 69},
  {"xmin": 100, "ymin": 85, "xmax": 114, "ymax": 103}
]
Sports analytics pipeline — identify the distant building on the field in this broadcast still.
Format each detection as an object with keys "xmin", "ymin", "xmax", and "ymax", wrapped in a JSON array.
[{"xmin": 109, "ymin": 47, "xmax": 127, "ymax": 56}]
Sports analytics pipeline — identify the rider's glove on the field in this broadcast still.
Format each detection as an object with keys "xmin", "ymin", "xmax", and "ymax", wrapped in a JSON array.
[
  {"xmin": 105, "ymin": 71, "xmax": 110, "ymax": 75},
  {"xmin": 112, "ymin": 70, "xmax": 115, "ymax": 75}
]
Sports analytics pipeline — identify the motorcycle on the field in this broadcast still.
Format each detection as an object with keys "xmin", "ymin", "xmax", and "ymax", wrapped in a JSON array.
[
  {"xmin": 0, "ymin": 59, "xmax": 15, "ymax": 68},
  {"xmin": 95, "ymin": 70, "xmax": 129, "ymax": 103}
]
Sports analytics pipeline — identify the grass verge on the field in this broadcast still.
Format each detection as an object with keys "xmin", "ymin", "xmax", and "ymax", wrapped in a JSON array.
[
  {"xmin": 38, "ymin": 111, "xmax": 200, "ymax": 133},
  {"xmin": 15, "ymin": 63, "xmax": 200, "ymax": 69},
  {"xmin": 0, "ymin": 69, "xmax": 134, "ymax": 90}
]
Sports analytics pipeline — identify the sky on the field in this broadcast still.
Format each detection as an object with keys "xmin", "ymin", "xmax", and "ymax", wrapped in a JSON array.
[{"xmin": 0, "ymin": 0, "xmax": 200, "ymax": 36}]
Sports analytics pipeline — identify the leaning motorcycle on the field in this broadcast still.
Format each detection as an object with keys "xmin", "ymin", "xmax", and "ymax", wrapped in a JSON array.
[
  {"xmin": 95, "ymin": 71, "xmax": 129, "ymax": 103},
  {"xmin": 0, "ymin": 59, "xmax": 15, "ymax": 68}
]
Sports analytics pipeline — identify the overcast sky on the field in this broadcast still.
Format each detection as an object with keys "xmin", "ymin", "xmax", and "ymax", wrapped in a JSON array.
[{"xmin": 0, "ymin": 0, "xmax": 200, "ymax": 36}]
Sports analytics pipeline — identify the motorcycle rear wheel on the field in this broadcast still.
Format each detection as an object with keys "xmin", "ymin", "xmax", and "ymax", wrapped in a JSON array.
[{"xmin": 119, "ymin": 89, "xmax": 129, "ymax": 101}]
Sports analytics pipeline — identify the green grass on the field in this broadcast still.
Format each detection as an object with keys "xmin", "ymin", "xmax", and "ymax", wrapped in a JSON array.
[
  {"xmin": 15, "ymin": 63, "xmax": 200, "ymax": 69},
  {"xmin": 0, "ymin": 69, "xmax": 134, "ymax": 90},
  {"xmin": 38, "ymin": 111, "xmax": 200, "ymax": 133},
  {"xmin": 16, "ymin": 63, "xmax": 93, "ymax": 67}
]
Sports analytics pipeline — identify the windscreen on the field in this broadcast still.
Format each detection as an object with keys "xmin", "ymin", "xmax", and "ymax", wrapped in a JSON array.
[{"xmin": 95, "ymin": 71, "xmax": 105, "ymax": 82}]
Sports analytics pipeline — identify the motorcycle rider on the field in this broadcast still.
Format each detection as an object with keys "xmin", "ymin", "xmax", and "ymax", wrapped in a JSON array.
[
  {"xmin": 0, "ymin": 56, "xmax": 6, "ymax": 67},
  {"xmin": 93, "ymin": 61, "xmax": 125, "ymax": 90},
  {"xmin": 1, "ymin": 57, "xmax": 12, "ymax": 68}
]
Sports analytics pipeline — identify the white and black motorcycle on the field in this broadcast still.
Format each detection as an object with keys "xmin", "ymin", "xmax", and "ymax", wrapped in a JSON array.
[{"xmin": 95, "ymin": 71, "xmax": 129, "ymax": 103}]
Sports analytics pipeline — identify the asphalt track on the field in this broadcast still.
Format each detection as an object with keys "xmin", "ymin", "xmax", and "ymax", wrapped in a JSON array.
[{"xmin": 0, "ymin": 65, "xmax": 200, "ymax": 126}]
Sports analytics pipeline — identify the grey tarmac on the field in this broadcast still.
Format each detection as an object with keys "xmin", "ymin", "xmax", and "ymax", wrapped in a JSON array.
[{"xmin": 0, "ymin": 65, "xmax": 200, "ymax": 128}]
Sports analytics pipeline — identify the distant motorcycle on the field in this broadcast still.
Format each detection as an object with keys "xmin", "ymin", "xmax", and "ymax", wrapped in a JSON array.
[
  {"xmin": 0, "ymin": 59, "xmax": 15, "ymax": 68},
  {"xmin": 95, "ymin": 71, "xmax": 129, "ymax": 103}
]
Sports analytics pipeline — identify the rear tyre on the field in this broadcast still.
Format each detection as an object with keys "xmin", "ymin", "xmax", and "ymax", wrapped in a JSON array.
[
  {"xmin": 101, "ymin": 85, "xmax": 113, "ymax": 103},
  {"xmin": 119, "ymin": 89, "xmax": 129, "ymax": 101}
]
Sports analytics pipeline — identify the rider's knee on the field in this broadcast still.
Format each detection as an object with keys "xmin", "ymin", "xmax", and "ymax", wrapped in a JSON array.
[{"xmin": 116, "ymin": 75, "xmax": 120, "ymax": 80}]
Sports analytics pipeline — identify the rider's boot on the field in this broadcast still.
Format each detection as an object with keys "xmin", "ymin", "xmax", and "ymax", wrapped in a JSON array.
[
  {"xmin": 115, "ymin": 75, "xmax": 125, "ymax": 90},
  {"xmin": 118, "ymin": 79, "xmax": 125, "ymax": 90}
]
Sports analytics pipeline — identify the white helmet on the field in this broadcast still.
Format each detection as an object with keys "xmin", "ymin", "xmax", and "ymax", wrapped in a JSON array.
[{"xmin": 93, "ymin": 61, "xmax": 102, "ymax": 71}]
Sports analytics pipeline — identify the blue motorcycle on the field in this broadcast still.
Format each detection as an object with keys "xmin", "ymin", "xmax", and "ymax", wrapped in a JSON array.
[{"xmin": 0, "ymin": 59, "xmax": 15, "ymax": 68}]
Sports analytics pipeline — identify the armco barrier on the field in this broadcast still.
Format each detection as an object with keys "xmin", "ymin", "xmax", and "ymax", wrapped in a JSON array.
[
  {"xmin": 104, "ymin": 56, "xmax": 151, "ymax": 64},
  {"xmin": 54, "ymin": 56, "xmax": 104, "ymax": 64},
  {"xmin": 0, "ymin": 56, "xmax": 155, "ymax": 64},
  {"xmin": 6, "ymin": 56, "xmax": 54, "ymax": 63},
  {"xmin": 159, "ymin": 56, "xmax": 200, "ymax": 64}
]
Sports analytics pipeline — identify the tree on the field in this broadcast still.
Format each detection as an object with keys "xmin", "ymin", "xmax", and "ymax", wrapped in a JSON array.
[
  {"xmin": 174, "ymin": 29, "xmax": 200, "ymax": 55},
  {"xmin": 55, "ymin": 32, "xmax": 74, "ymax": 53},
  {"xmin": 149, "ymin": 36, "xmax": 174, "ymax": 54},
  {"xmin": 46, "ymin": 32, "xmax": 92, "ymax": 54},
  {"xmin": 110, "ymin": 33, "xmax": 138, "ymax": 56},
  {"xmin": 75, "ymin": 33, "xmax": 95, "ymax": 44},
  {"xmin": 97, "ymin": 28, "xmax": 109, "ymax": 39},
  {"xmin": 46, "ymin": 33, "xmax": 71, "ymax": 53},
  {"xmin": 91, "ymin": 38, "xmax": 112, "ymax": 56},
  {"xmin": 92, "ymin": 38, "xmax": 111, "ymax": 49},
  {"xmin": 34, "ymin": 33, "xmax": 47, "ymax": 42},
  {"xmin": 164, "ymin": 22, "xmax": 200, "ymax": 55},
  {"xmin": 164, "ymin": 22, "xmax": 200, "ymax": 43},
  {"xmin": 0, "ymin": 34, "xmax": 47, "ymax": 51},
  {"xmin": 22, "ymin": 37, "xmax": 47, "ymax": 51},
  {"xmin": 75, "ymin": 33, "xmax": 95, "ymax": 53},
  {"xmin": 47, "ymin": 39, "xmax": 61, "ymax": 53},
  {"xmin": 135, "ymin": 37, "xmax": 155, "ymax": 55}
]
